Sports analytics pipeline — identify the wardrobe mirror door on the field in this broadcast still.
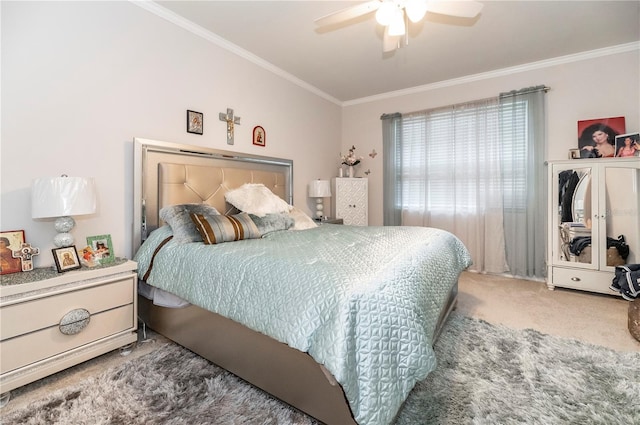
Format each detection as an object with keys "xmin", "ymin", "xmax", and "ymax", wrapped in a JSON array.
[{"xmin": 603, "ymin": 166, "xmax": 639, "ymax": 267}]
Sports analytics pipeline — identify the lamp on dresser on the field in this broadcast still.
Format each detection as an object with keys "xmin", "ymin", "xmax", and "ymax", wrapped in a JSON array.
[
  {"xmin": 31, "ymin": 175, "xmax": 97, "ymax": 247},
  {"xmin": 308, "ymin": 179, "xmax": 332, "ymax": 220}
]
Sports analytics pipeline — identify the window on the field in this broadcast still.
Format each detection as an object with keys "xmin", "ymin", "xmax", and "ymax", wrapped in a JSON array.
[
  {"xmin": 384, "ymin": 86, "xmax": 547, "ymax": 278},
  {"xmin": 399, "ymin": 98, "xmax": 509, "ymax": 214},
  {"xmin": 499, "ymin": 99, "xmax": 529, "ymax": 210}
]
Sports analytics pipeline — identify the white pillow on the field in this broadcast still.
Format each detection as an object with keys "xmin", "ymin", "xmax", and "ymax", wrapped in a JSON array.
[
  {"xmin": 224, "ymin": 183, "xmax": 292, "ymax": 218},
  {"xmin": 288, "ymin": 207, "xmax": 318, "ymax": 230}
]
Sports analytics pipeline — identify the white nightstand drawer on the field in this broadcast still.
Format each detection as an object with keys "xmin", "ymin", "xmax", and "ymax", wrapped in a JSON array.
[
  {"xmin": 1, "ymin": 277, "xmax": 134, "ymax": 341},
  {"xmin": 0, "ymin": 304, "xmax": 134, "ymax": 374}
]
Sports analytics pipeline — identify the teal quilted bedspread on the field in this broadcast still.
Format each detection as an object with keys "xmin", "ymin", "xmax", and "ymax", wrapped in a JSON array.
[{"xmin": 135, "ymin": 224, "xmax": 471, "ymax": 425}]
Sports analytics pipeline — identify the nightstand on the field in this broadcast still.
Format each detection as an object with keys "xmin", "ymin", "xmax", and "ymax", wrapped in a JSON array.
[
  {"xmin": 0, "ymin": 259, "xmax": 138, "ymax": 402},
  {"xmin": 315, "ymin": 218, "xmax": 344, "ymax": 225}
]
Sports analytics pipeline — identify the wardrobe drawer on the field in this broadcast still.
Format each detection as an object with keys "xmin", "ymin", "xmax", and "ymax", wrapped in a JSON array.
[{"xmin": 551, "ymin": 267, "xmax": 613, "ymax": 295}]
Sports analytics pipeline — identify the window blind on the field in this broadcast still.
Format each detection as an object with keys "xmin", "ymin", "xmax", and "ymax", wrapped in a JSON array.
[{"xmin": 399, "ymin": 98, "xmax": 515, "ymax": 213}]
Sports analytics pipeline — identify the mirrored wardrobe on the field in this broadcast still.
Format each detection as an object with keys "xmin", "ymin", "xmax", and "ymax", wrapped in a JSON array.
[{"xmin": 548, "ymin": 158, "xmax": 640, "ymax": 294}]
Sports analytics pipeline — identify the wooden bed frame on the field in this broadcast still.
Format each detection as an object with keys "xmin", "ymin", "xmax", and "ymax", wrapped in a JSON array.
[{"xmin": 132, "ymin": 138, "xmax": 458, "ymax": 424}]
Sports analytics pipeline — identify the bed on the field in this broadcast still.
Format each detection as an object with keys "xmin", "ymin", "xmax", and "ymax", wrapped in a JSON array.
[{"xmin": 132, "ymin": 138, "xmax": 472, "ymax": 425}]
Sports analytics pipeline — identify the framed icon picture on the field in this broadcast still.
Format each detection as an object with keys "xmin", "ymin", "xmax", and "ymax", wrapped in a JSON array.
[
  {"xmin": 187, "ymin": 110, "xmax": 203, "ymax": 135},
  {"xmin": 87, "ymin": 234, "xmax": 115, "ymax": 263},
  {"xmin": 0, "ymin": 229, "xmax": 25, "ymax": 275},
  {"xmin": 253, "ymin": 126, "xmax": 265, "ymax": 147},
  {"xmin": 52, "ymin": 246, "xmax": 82, "ymax": 273}
]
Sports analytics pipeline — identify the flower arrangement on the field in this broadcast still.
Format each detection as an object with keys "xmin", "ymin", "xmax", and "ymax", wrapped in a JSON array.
[{"xmin": 340, "ymin": 145, "xmax": 363, "ymax": 166}]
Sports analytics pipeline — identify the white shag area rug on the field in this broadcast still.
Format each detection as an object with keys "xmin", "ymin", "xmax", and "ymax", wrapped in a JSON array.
[{"xmin": 4, "ymin": 313, "xmax": 639, "ymax": 424}]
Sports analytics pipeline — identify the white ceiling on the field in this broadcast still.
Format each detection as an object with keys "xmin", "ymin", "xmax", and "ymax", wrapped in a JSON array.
[{"xmin": 154, "ymin": 1, "xmax": 640, "ymax": 103}]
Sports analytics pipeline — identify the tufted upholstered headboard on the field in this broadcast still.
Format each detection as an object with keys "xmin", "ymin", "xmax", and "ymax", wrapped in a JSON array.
[{"xmin": 133, "ymin": 138, "xmax": 293, "ymax": 252}]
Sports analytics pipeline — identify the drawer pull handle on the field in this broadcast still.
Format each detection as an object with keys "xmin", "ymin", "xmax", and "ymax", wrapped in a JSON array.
[
  {"xmin": 59, "ymin": 308, "xmax": 91, "ymax": 335},
  {"xmin": 570, "ymin": 277, "xmax": 581, "ymax": 282}
]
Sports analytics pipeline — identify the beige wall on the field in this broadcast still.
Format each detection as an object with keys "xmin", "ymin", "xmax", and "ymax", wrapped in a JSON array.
[
  {"xmin": 342, "ymin": 48, "xmax": 640, "ymax": 225},
  {"xmin": 1, "ymin": 1, "xmax": 341, "ymax": 264}
]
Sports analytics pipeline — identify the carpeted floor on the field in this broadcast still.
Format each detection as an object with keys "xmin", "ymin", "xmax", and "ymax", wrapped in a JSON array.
[{"xmin": 3, "ymin": 312, "xmax": 639, "ymax": 425}]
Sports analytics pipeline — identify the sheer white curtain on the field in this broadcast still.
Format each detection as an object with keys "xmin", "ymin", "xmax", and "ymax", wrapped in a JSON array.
[{"xmin": 382, "ymin": 87, "xmax": 547, "ymax": 278}]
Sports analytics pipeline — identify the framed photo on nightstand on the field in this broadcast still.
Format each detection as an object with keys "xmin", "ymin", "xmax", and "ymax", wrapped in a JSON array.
[
  {"xmin": 52, "ymin": 246, "xmax": 82, "ymax": 273},
  {"xmin": 87, "ymin": 234, "xmax": 114, "ymax": 263}
]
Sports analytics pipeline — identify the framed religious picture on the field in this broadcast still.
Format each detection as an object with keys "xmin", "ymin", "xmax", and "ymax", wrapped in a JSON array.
[
  {"xmin": 52, "ymin": 246, "xmax": 82, "ymax": 273},
  {"xmin": 614, "ymin": 132, "xmax": 640, "ymax": 158},
  {"xmin": 187, "ymin": 110, "xmax": 203, "ymax": 135},
  {"xmin": 253, "ymin": 126, "xmax": 265, "ymax": 147},
  {"xmin": 87, "ymin": 234, "xmax": 115, "ymax": 263},
  {"xmin": 0, "ymin": 229, "xmax": 25, "ymax": 275},
  {"xmin": 577, "ymin": 116, "xmax": 625, "ymax": 158}
]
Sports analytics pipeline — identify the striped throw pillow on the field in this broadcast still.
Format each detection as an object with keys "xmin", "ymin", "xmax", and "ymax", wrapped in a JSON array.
[{"xmin": 190, "ymin": 212, "xmax": 261, "ymax": 245}]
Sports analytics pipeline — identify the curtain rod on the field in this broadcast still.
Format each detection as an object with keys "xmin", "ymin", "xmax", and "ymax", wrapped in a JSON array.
[
  {"xmin": 499, "ymin": 85, "xmax": 550, "ymax": 98},
  {"xmin": 382, "ymin": 85, "xmax": 550, "ymax": 118}
]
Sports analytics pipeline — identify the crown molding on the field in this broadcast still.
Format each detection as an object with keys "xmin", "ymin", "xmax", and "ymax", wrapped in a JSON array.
[
  {"xmin": 132, "ymin": 1, "xmax": 637, "ymax": 109},
  {"xmin": 344, "ymin": 41, "xmax": 640, "ymax": 106},
  {"xmin": 130, "ymin": 0, "xmax": 342, "ymax": 106}
]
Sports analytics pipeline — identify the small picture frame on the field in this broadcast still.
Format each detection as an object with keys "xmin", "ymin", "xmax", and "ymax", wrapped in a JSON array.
[
  {"xmin": 187, "ymin": 110, "xmax": 203, "ymax": 135},
  {"xmin": 569, "ymin": 148, "xmax": 581, "ymax": 159},
  {"xmin": 253, "ymin": 126, "xmax": 265, "ymax": 147},
  {"xmin": 52, "ymin": 246, "xmax": 82, "ymax": 273},
  {"xmin": 614, "ymin": 132, "xmax": 640, "ymax": 157},
  {"xmin": 79, "ymin": 245, "xmax": 98, "ymax": 268},
  {"xmin": 87, "ymin": 234, "xmax": 115, "ymax": 263},
  {"xmin": 1, "ymin": 229, "xmax": 26, "ymax": 275}
]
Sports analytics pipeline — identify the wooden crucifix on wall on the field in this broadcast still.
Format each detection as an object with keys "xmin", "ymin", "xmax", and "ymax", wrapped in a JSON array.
[{"xmin": 219, "ymin": 108, "xmax": 241, "ymax": 145}]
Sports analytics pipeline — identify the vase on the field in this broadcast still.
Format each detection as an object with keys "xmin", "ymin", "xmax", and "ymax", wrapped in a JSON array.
[{"xmin": 348, "ymin": 165, "xmax": 354, "ymax": 178}]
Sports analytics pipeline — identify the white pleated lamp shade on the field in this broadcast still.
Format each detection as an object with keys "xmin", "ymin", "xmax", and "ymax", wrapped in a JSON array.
[
  {"xmin": 308, "ymin": 180, "xmax": 332, "ymax": 198},
  {"xmin": 32, "ymin": 176, "xmax": 97, "ymax": 219}
]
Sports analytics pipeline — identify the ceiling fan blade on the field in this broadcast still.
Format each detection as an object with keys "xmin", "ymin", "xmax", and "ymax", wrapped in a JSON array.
[
  {"xmin": 425, "ymin": 0, "xmax": 484, "ymax": 18},
  {"xmin": 314, "ymin": 0, "xmax": 381, "ymax": 27},
  {"xmin": 383, "ymin": 25, "xmax": 403, "ymax": 52}
]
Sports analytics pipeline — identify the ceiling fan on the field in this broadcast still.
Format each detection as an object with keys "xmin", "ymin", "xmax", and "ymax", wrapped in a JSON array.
[{"xmin": 314, "ymin": 0, "xmax": 484, "ymax": 52}]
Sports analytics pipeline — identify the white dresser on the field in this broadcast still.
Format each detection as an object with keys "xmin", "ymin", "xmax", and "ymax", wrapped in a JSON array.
[{"xmin": 332, "ymin": 177, "xmax": 368, "ymax": 226}]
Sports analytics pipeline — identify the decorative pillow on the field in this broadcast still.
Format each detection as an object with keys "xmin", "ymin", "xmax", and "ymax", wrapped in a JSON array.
[
  {"xmin": 191, "ymin": 212, "xmax": 261, "ymax": 245},
  {"xmin": 249, "ymin": 213, "xmax": 295, "ymax": 236},
  {"xmin": 224, "ymin": 183, "xmax": 292, "ymax": 218},
  {"xmin": 159, "ymin": 203, "xmax": 220, "ymax": 244},
  {"xmin": 288, "ymin": 207, "xmax": 318, "ymax": 230}
]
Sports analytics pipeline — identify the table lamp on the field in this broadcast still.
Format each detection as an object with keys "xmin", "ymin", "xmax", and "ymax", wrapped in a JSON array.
[
  {"xmin": 32, "ymin": 175, "xmax": 97, "ymax": 247},
  {"xmin": 308, "ymin": 179, "xmax": 331, "ymax": 220}
]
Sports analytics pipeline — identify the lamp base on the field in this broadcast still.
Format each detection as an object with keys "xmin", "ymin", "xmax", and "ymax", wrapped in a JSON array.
[
  {"xmin": 315, "ymin": 198, "xmax": 324, "ymax": 219},
  {"xmin": 54, "ymin": 216, "xmax": 75, "ymax": 247},
  {"xmin": 54, "ymin": 232, "xmax": 74, "ymax": 248}
]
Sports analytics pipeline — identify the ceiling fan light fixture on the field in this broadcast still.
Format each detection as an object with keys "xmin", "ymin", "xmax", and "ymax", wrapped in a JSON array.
[
  {"xmin": 383, "ymin": 25, "xmax": 402, "ymax": 52},
  {"xmin": 388, "ymin": 9, "xmax": 406, "ymax": 36},
  {"xmin": 405, "ymin": 0, "xmax": 428, "ymax": 22},
  {"xmin": 375, "ymin": 0, "xmax": 397, "ymax": 26}
]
